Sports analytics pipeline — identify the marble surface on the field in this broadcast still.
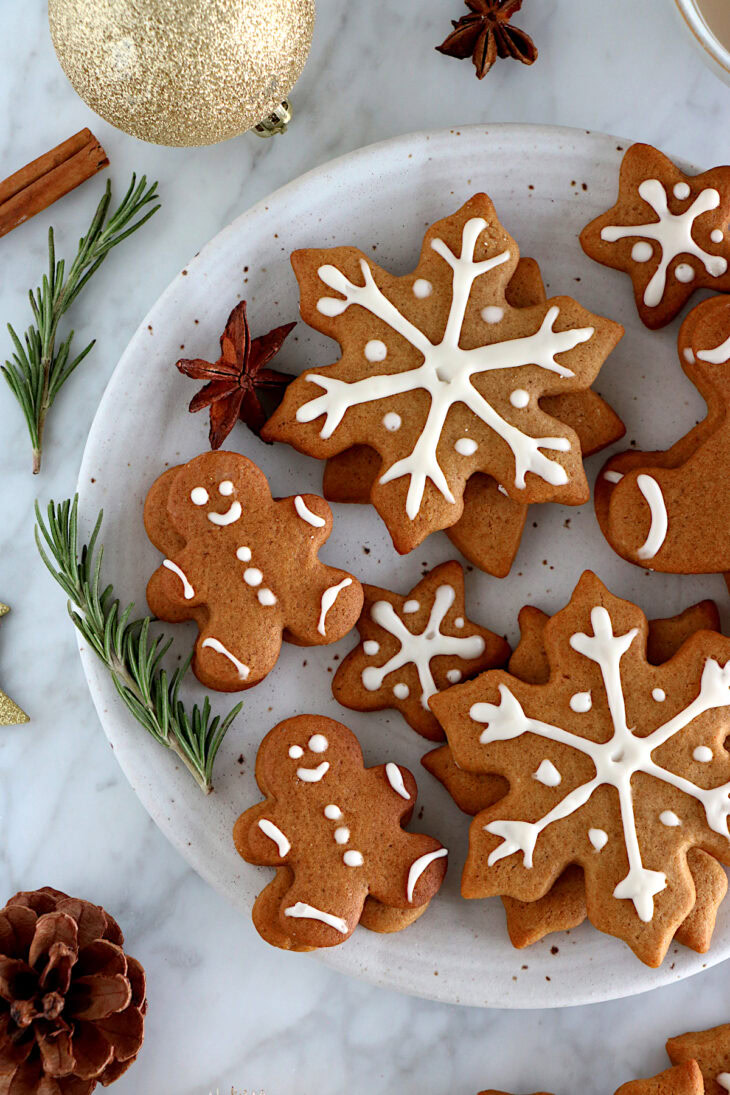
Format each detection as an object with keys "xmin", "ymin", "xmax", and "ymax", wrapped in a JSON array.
[{"xmin": 2, "ymin": 1, "xmax": 730, "ymax": 1092}]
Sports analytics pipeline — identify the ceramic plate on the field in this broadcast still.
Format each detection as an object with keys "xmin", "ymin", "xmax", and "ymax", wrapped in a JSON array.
[{"xmin": 77, "ymin": 124, "xmax": 730, "ymax": 1008}]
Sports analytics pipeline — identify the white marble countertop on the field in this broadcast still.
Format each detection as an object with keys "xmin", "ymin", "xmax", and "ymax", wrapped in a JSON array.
[{"xmin": 2, "ymin": 1, "xmax": 730, "ymax": 1092}]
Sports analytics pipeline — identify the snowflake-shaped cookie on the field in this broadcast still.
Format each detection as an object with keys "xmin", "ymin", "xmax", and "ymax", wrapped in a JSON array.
[
  {"xmin": 333, "ymin": 561, "xmax": 510, "ymax": 741},
  {"xmin": 233, "ymin": 715, "xmax": 448, "ymax": 949},
  {"xmin": 431, "ymin": 571, "xmax": 730, "ymax": 966},
  {"xmin": 144, "ymin": 452, "xmax": 363, "ymax": 691},
  {"xmin": 264, "ymin": 194, "xmax": 623, "ymax": 553},
  {"xmin": 581, "ymin": 143, "xmax": 730, "ymax": 328}
]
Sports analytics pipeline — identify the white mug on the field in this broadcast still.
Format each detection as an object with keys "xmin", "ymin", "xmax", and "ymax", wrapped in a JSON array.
[{"xmin": 673, "ymin": 0, "xmax": 730, "ymax": 84}]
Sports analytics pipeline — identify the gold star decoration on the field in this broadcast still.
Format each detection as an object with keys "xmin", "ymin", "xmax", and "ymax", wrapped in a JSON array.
[{"xmin": 0, "ymin": 604, "xmax": 28, "ymax": 726}]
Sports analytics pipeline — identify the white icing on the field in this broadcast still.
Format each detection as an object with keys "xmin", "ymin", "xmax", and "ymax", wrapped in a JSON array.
[
  {"xmin": 674, "ymin": 182, "xmax": 691, "ymax": 200},
  {"xmin": 569, "ymin": 691, "xmax": 592, "ymax": 713},
  {"xmin": 385, "ymin": 762, "xmax": 410, "ymax": 800},
  {"xmin": 236, "ymin": 546, "xmax": 252, "ymax": 562},
  {"xmin": 334, "ymin": 826, "xmax": 350, "ymax": 844},
  {"xmin": 712, "ymin": 229, "xmax": 725, "ymax": 243},
  {"xmin": 534, "ymin": 759, "xmax": 562, "ymax": 787},
  {"xmin": 454, "ymin": 437, "xmax": 478, "ymax": 456},
  {"xmin": 244, "ymin": 568, "xmax": 263, "ymax": 586},
  {"xmin": 365, "ymin": 339, "xmax": 387, "ymax": 362},
  {"xmin": 636, "ymin": 474, "xmax": 668, "ymax": 561},
  {"xmin": 363, "ymin": 640, "xmax": 380, "ymax": 655},
  {"xmin": 675, "ymin": 262, "xmax": 695, "ymax": 283},
  {"xmin": 652, "ymin": 688, "xmax": 666, "ymax": 702},
  {"xmin": 683, "ymin": 347, "xmax": 696, "ymax": 365},
  {"xmin": 294, "ymin": 495, "xmax": 326, "ymax": 527},
  {"xmin": 589, "ymin": 828, "xmax": 608, "ymax": 851},
  {"xmin": 659, "ymin": 810, "xmax": 680, "ymax": 827},
  {"xmin": 218, "ymin": 480, "xmax": 234, "ymax": 496},
  {"xmin": 603, "ymin": 470, "xmax": 624, "ymax": 484},
  {"xmin": 454, "ymin": 617, "xmax": 465, "ymax": 628},
  {"xmin": 481, "ymin": 305, "xmax": 504, "ymax": 324},
  {"xmin": 191, "ymin": 487, "xmax": 208, "ymax": 505},
  {"xmin": 716, "ymin": 1073, "xmax": 730, "ymax": 1092},
  {"xmin": 308, "ymin": 734, "xmax": 328, "ymax": 753},
  {"xmin": 393, "ymin": 682, "xmax": 410, "ymax": 699},
  {"xmin": 447, "ymin": 669, "xmax": 462, "ymax": 684},
  {"xmin": 413, "ymin": 278, "xmax": 432, "ymax": 298},
  {"xmin": 257, "ymin": 588, "xmax": 276, "ymax": 606},
  {"xmin": 299, "ymin": 218, "xmax": 595, "ymax": 519},
  {"xmin": 601, "ymin": 179, "xmax": 727, "ymax": 307},
  {"xmin": 317, "ymin": 578, "xmax": 353, "ymax": 636},
  {"xmin": 406, "ymin": 847, "xmax": 448, "ymax": 902},
  {"xmin": 207, "ymin": 501, "xmax": 242, "ymax": 526},
  {"xmin": 509, "ymin": 389, "xmax": 530, "ymax": 409},
  {"xmin": 297, "ymin": 761, "xmax": 330, "ymax": 783},
  {"xmin": 258, "ymin": 818, "xmax": 290, "ymax": 856},
  {"xmin": 698, "ymin": 333, "xmax": 730, "ymax": 364},
  {"xmin": 631, "ymin": 241, "xmax": 654, "ymax": 263},
  {"xmin": 383, "ymin": 412, "xmax": 402, "ymax": 431},
  {"xmin": 343, "ymin": 850, "xmax": 364, "ymax": 866},
  {"xmin": 284, "ymin": 902, "xmax": 348, "ymax": 934},
  {"xmin": 694, "ymin": 745, "xmax": 713, "ymax": 763},
  {"xmin": 470, "ymin": 603, "xmax": 730, "ymax": 922},
  {"xmin": 289, "ymin": 745, "xmax": 304, "ymax": 759},
  {"xmin": 162, "ymin": 559, "xmax": 195, "ymax": 600},
  {"xmin": 324, "ymin": 804, "xmax": 342, "ymax": 819},
  {"xmin": 403, "ymin": 600, "xmax": 419, "ymax": 613},
  {"xmin": 361, "ymin": 585, "xmax": 485, "ymax": 709},
  {"xmin": 200, "ymin": 637, "xmax": 249, "ymax": 680}
]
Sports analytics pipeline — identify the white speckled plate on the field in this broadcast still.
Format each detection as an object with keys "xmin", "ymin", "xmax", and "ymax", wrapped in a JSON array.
[{"xmin": 77, "ymin": 124, "xmax": 730, "ymax": 1008}]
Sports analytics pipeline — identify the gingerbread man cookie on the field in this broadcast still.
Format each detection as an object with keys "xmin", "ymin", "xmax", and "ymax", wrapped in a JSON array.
[
  {"xmin": 332, "ymin": 561, "xmax": 510, "ymax": 741},
  {"xmin": 667, "ymin": 1023, "xmax": 730, "ymax": 1095},
  {"xmin": 431, "ymin": 571, "xmax": 730, "ymax": 967},
  {"xmin": 581, "ymin": 143, "xmax": 730, "ymax": 329},
  {"xmin": 263, "ymin": 194, "xmax": 623, "ymax": 555},
  {"xmin": 233, "ymin": 715, "xmax": 448, "ymax": 950},
  {"xmin": 144, "ymin": 452, "xmax": 363, "ymax": 692}
]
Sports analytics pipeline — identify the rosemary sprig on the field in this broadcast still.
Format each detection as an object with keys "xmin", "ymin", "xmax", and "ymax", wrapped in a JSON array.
[
  {"xmin": 35, "ymin": 496, "xmax": 241, "ymax": 794},
  {"xmin": 3, "ymin": 176, "xmax": 160, "ymax": 474}
]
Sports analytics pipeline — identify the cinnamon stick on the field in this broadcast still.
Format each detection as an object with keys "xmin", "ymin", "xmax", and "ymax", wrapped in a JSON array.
[{"xmin": 0, "ymin": 129, "xmax": 109, "ymax": 239}]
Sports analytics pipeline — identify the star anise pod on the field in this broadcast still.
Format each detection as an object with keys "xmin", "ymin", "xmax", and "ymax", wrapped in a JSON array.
[
  {"xmin": 176, "ymin": 300, "xmax": 296, "ymax": 449},
  {"xmin": 436, "ymin": 0, "xmax": 538, "ymax": 79}
]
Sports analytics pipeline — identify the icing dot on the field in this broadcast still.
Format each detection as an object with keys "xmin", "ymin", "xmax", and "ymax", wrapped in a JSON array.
[
  {"xmin": 244, "ymin": 568, "xmax": 263, "ymax": 586},
  {"xmin": 363, "ymin": 640, "xmax": 380, "ymax": 656},
  {"xmin": 288, "ymin": 745, "xmax": 304, "ymax": 759},
  {"xmin": 393, "ymin": 682, "xmax": 410, "ymax": 699},
  {"xmin": 673, "ymin": 181, "xmax": 691, "ymax": 200},
  {"xmin": 383, "ymin": 412, "xmax": 402, "ymax": 431},
  {"xmin": 652, "ymin": 688, "xmax": 666, "ymax": 702},
  {"xmin": 258, "ymin": 588, "xmax": 277, "ymax": 606},
  {"xmin": 675, "ymin": 262, "xmax": 695, "ymax": 283},
  {"xmin": 236, "ymin": 546, "xmax": 252, "ymax": 562},
  {"xmin": 308, "ymin": 734, "xmax": 328, "ymax": 753},
  {"xmin": 324, "ymin": 804, "xmax": 342, "ymax": 820},
  {"xmin": 711, "ymin": 228, "xmax": 724, "ymax": 244},
  {"xmin": 589, "ymin": 828, "xmax": 608, "ymax": 851},
  {"xmin": 660, "ymin": 810, "xmax": 681, "ymax": 827},
  {"xmin": 534, "ymin": 759, "xmax": 562, "ymax": 787},
  {"xmin": 446, "ymin": 669, "xmax": 462, "ymax": 684},
  {"xmin": 717, "ymin": 1075, "xmax": 730, "ymax": 1094},
  {"xmin": 570, "ymin": 691, "xmax": 592, "ymax": 713},
  {"xmin": 509, "ymin": 389, "xmax": 530, "ymax": 409},
  {"xmin": 454, "ymin": 617, "xmax": 465, "ymax": 628},
  {"xmin": 218, "ymin": 480, "xmax": 234, "ymax": 496},
  {"xmin": 334, "ymin": 827, "xmax": 350, "ymax": 845},
  {"xmin": 631, "ymin": 241, "xmax": 654, "ymax": 263},
  {"xmin": 481, "ymin": 305, "xmax": 504, "ymax": 324},
  {"xmin": 694, "ymin": 745, "xmax": 713, "ymax": 763},
  {"xmin": 683, "ymin": 348, "xmax": 695, "ymax": 365},
  {"xmin": 191, "ymin": 487, "xmax": 209, "ymax": 505},
  {"xmin": 365, "ymin": 339, "xmax": 387, "ymax": 362},
  {"xmin": 403, "ymin": 600, "xmax": 419, "ymax": 614},
  {"xmin": 455, "ymin": 437, "xmax": 478, "ymax": 456},
  {"xmin": 343, "ymin": 850, "xmax": 364, "ymax": 867},
  {"xmin": 412, "ymin": 278, "xmax": 432, "ymax": 298}
]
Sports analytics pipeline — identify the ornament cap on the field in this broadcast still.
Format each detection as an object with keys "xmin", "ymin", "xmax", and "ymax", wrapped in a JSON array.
[{"xmin": 253, "ymin": 99, "xmax": 293, "ymax": 138}]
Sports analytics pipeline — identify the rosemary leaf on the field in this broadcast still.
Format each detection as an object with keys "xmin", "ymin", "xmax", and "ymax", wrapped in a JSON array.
[{"xmin": 35, "ymin": 497, "xmax": 241, "ymax": 794}]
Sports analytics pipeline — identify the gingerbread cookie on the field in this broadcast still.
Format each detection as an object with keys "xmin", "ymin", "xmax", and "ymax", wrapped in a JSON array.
[
  {"xmin": 596, "ymin": 296, "xmax": 730, "ymax": 577},
  {"xmin": 667, "ymin": 1023, "xmax": 730, "ymax": 1094},
  {"xmin": 233, "ymin": 715, "xmax": 448, "ymax": 950},
  {"xmin": 479, "ymin": 1062, "xmax": 703, "ymax": 1095},
  {"xmin": 430, "ymin": 570, "xmax": 730, "ymax": 967},
  {"xmin": 581, "ymin": 143, "xmax": 730, "ymax": 329},
  {"xmin": 144, "ymin": 451, "xmax": 363, "ymax": 692},
  {"xmin": 332, "ymin": 561, "xmax": 510, "ymax": 741},
  {"xmin": 263, "ymin": 194, "xmax": 623, "ymax": 555}
]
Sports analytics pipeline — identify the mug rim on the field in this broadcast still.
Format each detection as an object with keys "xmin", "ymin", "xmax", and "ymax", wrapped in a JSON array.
[{"xmin": 674, "ymin": 0, "xmax": 730, "ymax": 74}]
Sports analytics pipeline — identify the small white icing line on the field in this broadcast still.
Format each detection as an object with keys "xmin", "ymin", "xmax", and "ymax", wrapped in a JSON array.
[
  {"xmin": 201, "ymin": 637, "xmax": 250, "ymax": 680},
  {"xmin": 603, "ymin": 470, "xmax": 624, "ymax": 484},
  {"xmin": 308, "ymin": 734, "xmax": 328, "ymax": 753},
  {"xmin": 294, "ymin": 495, "xmax": 326, "ymax": 527},
  {"xmin": 343, "ymin": 850, "xmax": 364, "ymax": 866},
  {"xmin": 207, "ymin": 501, "xmax": 242, "ymax": 526},
  {"xmin": 284, "ymin": 902, "xmax": 348, "ymax": 935},
  {"xmin": 533, "ymin": 759, "xmax": 562, "ymax": 787},
  {"xmin": 258, "ymin": 818, "xmax": 290, "ymax": 856},
  {"xmin": 297, "ymin": 761, "xmax": 330, "ymax": 783},
  {"xmin": 162, "ymin": 559, "xmax": 195, "ymax": 599},
  {"xmin": 698, "ymin": 333, "xmax": 730, "ymax": 364},
  {"xmin": 190, "ymin": 487, "xmax": 208, "ymax": 505},
  {"xmin": 636, "ymin": 474, "xmax": 668, "ymax": 560},
  {"xmin": 317, "ymin": 578, "xmax": 353, "ymax": 636},
  {"xmin": 589, "ymin": 828, "xmax": 608, "ymax": 851},
  {"xmin": 683, "ymin": 347, "xmax": 695, "ymax": 365},
  {"xmin": 717, "ymin": 1073, "xmax": 730, "ymax": 1092},
  {"xmin": 659, "ymin": 810, "xmax": 680, "ymax": 827},
  {"xmin": 385, "ymin": 762, "xmax": 411, "ymax": 800},
  {"xmin": 407, "ymin": 847, "xmax": 448, "ymax": 902}
]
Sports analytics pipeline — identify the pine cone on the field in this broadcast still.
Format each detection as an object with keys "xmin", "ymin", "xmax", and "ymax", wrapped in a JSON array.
[{"xmin": 0, "ymin": 887, "xmax": 146, "ymax": 1094}]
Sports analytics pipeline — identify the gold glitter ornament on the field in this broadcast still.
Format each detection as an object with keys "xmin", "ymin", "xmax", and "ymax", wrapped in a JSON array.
[
  {"xmin": 0, "ymin": 604, "xmax": 28, "ymax": 726},
  {"xmin": 48, "ymin": 0, "xmax": 315, "ymax": 147}
]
